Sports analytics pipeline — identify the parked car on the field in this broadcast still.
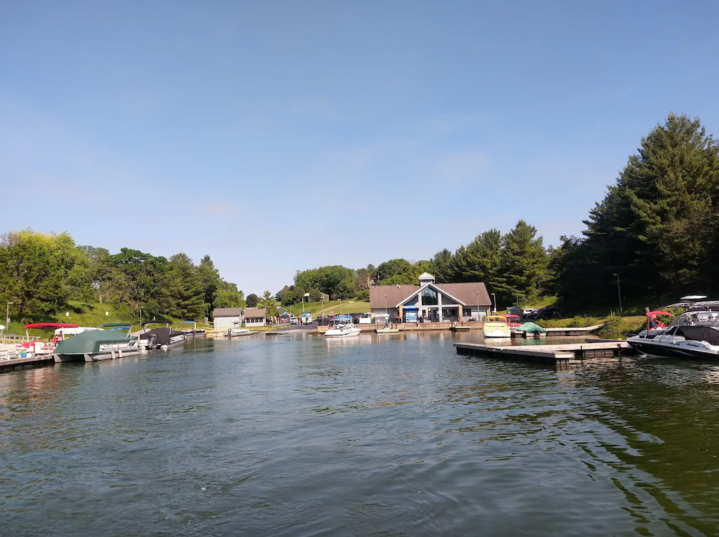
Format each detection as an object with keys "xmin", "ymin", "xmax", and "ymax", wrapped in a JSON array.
[
  {"xmin": 522, "ymin": 308, "xmax": 538, "ymax": 319},
  {"xmin": 290, "ymin": 316, "xmax": 298, "ymax": 325},
  {"xmin": 537, "ymin": 307, "xmax": 561, "ymax": 320}
]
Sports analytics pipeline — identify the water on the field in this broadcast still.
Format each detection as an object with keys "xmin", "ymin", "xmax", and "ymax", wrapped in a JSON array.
[{"xmin": 2, "ymin": 333, "xmax": 719, "ymax": 536}]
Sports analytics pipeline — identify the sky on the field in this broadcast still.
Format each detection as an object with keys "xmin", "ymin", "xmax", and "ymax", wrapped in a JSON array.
[{"xmin": 1, "ymin": 0, "xmax": 718, "ymax": 294}]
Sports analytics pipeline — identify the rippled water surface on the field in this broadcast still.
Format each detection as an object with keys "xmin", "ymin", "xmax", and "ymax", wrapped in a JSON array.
[{"xmin": 2, "ymin": 333, "xmax": 719, "ymax": 536}]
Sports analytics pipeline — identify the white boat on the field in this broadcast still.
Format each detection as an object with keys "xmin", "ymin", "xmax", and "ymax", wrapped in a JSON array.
[
  {"xmin": 627, "ymin": 307, "xmax": 719, "ymax": 360},
  {"xmin": 482, "ymin": 316, "xmax": 511, "ymax": 338},
  {"xmin": 227, "ymin": 327, "xmax": 252, "ymax": 337},
  {"xmin": 325, "ymin": 316, "xmax": 361, "ymax": 337}
]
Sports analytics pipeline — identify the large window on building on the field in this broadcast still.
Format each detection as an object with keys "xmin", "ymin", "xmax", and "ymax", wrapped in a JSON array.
[{"xmin": 422, "ymin": 287, "xmax": 438, "ymax": 305}]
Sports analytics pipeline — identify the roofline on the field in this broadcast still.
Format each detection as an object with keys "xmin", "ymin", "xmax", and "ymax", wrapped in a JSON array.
[{"xmin": 394, "ymin": 282, "xmax": 468, "ymax": 308}]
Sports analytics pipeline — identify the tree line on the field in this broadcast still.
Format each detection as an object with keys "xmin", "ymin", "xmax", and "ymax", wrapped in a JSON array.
[
  {"xmin": 278, "ymin": 114, "xmax": 719, "ymax": 313},
  {"xmin": 0, "ymin": 231, "xmax": 244, "ymax": 321}
]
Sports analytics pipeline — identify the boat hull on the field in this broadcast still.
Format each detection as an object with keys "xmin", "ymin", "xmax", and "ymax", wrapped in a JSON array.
[
  {"xmin": 483, "ymin": 330, "xmax": 511, "ymax": 338},
  {"xmin": 627, "ymin": 337, "xmax": 719, "ymax": 360},
  {"xmin": 325, "ymin": 328, "xmax": 361, "ymax": 337}
]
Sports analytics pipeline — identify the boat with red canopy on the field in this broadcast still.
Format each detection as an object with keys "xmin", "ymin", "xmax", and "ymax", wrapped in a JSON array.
[{"xmin": 20, "ymin": 323, "xmax": 79, "ymax": 354}]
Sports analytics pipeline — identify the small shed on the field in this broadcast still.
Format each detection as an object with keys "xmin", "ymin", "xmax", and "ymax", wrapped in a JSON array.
[
  {"xmin": 243, "ymin": 308, "xmax": 267, "ymax": 327},
  {"xmin": 213, "ymin": 308, "xmax": 243, "ymax": 330}
]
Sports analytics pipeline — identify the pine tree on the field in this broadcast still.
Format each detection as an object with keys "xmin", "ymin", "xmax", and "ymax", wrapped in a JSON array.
[
  {"xmin": 167, "ymin": 253, "xmax": 204, "ymax": 319},
  {"xmin": 496, "ymin": 221, "xmax": 549, "ymax": 304}
]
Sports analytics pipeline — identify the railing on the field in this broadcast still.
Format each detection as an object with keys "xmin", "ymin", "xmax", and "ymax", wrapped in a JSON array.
[{"xmin": 0, "ymin": 349, "xmax": 20, "ymax": 361}]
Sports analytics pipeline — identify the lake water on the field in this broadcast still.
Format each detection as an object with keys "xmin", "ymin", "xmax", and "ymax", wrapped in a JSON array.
[{"xmin": 2, "ymin": 333, "xmax": 719, "ymax": 536}]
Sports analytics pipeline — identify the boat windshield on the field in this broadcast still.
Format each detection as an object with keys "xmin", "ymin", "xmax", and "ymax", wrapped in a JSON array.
[{"xmin": 669, "ymin": 311, "xmax": 719, "ymax": 329}]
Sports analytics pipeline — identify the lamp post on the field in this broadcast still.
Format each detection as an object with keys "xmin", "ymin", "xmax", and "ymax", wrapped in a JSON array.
[
  {"xmin": 612, "ymin": 273, "xmax": 622, "ymax": 313},
  {"xmin": 476, "ymin": 291, "xmax": 480, "ymax": 321},
  {"xmin": 139, "ymin": 306, "xmax": 142, "ymax": 326},
  {"xmin": 491, "ymin": 293, "xmax": 497, "ymax": 315},
  {"xmin": 5, "ymin": 302, "xmax": 12, "ymax": 337}
]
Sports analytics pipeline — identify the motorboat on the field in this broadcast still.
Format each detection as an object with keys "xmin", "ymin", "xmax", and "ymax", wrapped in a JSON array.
[
  {"xmin": 53, "ymin": 323, "xmax": 139, "ymax": 363},
  {"xmin": 324, "ymin": 315, "xmax": 361, "ymax": 337},
  {"xmin": 482, "ymin": 315, "xmax": 511, "ymax": 338},
  {"xmin": 633, "ymin": 311, "xmax": 674, "ymax": 339},
  {"xmin": 226, "ymin": 322, "xmax": 252, "ymax": 337},
  {"xmin": 138, "ymin": 321, "xmax": 186, "ymax": 350},
  {"xmin": 627, "ymin": 307, "xmax": 719, "ymax": 360},
  {"xmin": 502, "ymin": 314, "xmax": 522, "ymax": 328}
]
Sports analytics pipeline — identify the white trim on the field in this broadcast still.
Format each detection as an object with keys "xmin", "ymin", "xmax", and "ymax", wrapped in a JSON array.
[{"xmin": 394, "ymin": 283, "xmax": 467, "ymax": 308}]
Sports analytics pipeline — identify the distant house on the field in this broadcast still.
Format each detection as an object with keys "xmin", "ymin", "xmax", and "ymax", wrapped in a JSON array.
[
  {"xmin": 369, "ymin": 273, "xmax": 491, "ymax": 323},
  {"xmin": 213, "ymin": 308, "xmax": 243, "ymax": 330},
  {"xmin": 243, "ymin": 308, "xmax": 267, "ymax": 327}
]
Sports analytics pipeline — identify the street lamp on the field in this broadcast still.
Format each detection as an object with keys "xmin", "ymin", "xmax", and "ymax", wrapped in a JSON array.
[
  {"xmin": 5, "ymin": 302, "xmax": 12, "ymax": 337},
  {"xmin": 491, "ymin": 293, "xmax": 497, "ymax": 315},
  {"xmin": 612, "ymin": 273, "xmax": 622, "ymax": 313},
  {"xmin": 139, "ymin": 306, "xmax": 143, "ymax": 326},
  {"xmin": 476, "ymin": 291, "xmax": 480, "ymax": 321}
]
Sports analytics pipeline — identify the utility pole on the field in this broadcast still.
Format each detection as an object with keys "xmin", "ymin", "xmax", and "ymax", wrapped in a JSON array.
[{"xmin": 612, "ymin": 273, "xmax": 622, "ymax": 313}]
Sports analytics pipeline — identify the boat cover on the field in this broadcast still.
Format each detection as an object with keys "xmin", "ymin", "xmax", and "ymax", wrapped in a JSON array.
[
  {"xmin": 54, "ymin": 330, "xmax": 136, "ymax": 354},
  {"xmin": 677, "ymin": 326, "xmax": 719, "ymax": 346},
  {"xmin": 139, "ymin": 327, "xmax": 184, "ymax": 345},
  {"xmin": 518, "ymin": 322, "xmax": 547, "ymax": 333}
]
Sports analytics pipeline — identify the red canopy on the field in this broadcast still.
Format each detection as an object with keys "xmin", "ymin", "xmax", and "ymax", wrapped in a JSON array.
[
  {"xmin": 646, "ymin": 311, "xmax": 673, "ymax": 317},
  {"xmin": 24, "ymin": 323, "xmax": 79, "ymax": 329}
]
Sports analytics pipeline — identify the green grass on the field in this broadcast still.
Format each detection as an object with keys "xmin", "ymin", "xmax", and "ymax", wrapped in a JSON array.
[{"xmin": 281, "ymin": 300, "xmax": 370, "ymax": 317}]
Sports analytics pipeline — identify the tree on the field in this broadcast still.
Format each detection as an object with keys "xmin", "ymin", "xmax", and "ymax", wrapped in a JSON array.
[
  {"xmin": 197, "ymin": 255, "xmax": 221, "ymax": 318},
  {"xmin": 431, "ymin": 249, "xmax": 454, "ymax": 283},
  {"xmin": 449, "ymin": 230, "xmax": 503, "ymax": 290},
  {"xmin": 214, "ymin": 280, "xmax": 245, "ymax": 309},
  {"xmin": 246, "ymin": 294, "xmax": 259, "ymax": 308},
  {"xmin": 374, "ymin": 259, "xmax": 415, "ymax": 284},
  {"xmin": 259, "ymin": 290, "xmax": 279, "ymax": 318},
  {"xmin": 167, "ymin": 253, "xmax": 205, "ymax": 319},
  {"xmin": 106, "ymin": 248, "xmax": 170, "ymax": 316},
  {"xmin": 0, "ymin": 230, "xmax": 97, "ymax": 317},
  {"xmin": 78, "ymin": 245, "xmax": 112, "ymax": 303},
  {"xmin": 555, "ymin": 113, "xmax": 719, "ymax": 308},
  {"xmin": 309, "ymin": 288, "xmax": 322, "ymax": 302},
  {"xmin": 495, "ymin": 221, "xmax": 549, "ymax": 304}
]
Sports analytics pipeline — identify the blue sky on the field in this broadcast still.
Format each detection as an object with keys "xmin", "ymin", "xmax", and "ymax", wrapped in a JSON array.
[{"xmin": 2, "ymin": 1, "xmax": 718, "ymax": 294}]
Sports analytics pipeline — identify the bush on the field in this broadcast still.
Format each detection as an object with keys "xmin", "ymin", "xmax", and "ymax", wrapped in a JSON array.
[
  {"xmin": 355, "ymin": 290, "xmax": 370, "ymax": 301},
  {"xmin": 598, "ymin": 314, "xmax": 623, "ymax": 338}
]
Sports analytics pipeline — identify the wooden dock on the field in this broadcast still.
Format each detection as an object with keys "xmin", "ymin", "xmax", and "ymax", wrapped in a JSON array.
[
  {"xmin": 454, "ymin": 341, "xmax": 630, "ymax": 366},
  {"xmin": 1, "ymin": 353, "xmax": 54, "ymax": 374},
  {"xmin": 543, "ymin": 325, "xmax": 603, "ymax": 336}
]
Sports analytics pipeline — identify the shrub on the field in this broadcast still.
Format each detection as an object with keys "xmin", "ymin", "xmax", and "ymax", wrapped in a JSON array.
[{"xmin": 355, "ymin": 290, "xmax": 370, "ymax": 301}]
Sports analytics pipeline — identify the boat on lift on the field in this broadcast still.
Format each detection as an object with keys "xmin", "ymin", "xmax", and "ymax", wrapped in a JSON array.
[
  {"xmin": 226, "ymin": 321, "xmax": 252, "ymax": 337},
  {"xmin": 627, "ymin": 307, "xmax": 719, "ymax": 360},
  {"xmin": 53, "ymin": 323, "xmax": 139, "ymax": 363},
  {"xmin": 138, "ymin": 321, "xmax": 186, "ymax": 350},
  {"xmin": 324, "ymin": 315, "xmax": 361, "ymax": 337}
]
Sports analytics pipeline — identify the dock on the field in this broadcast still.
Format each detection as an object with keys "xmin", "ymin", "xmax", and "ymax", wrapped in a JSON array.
[
  {"xmin": 454, "ymin": 341, "xmax": 631, "ymax": 366},
  {"xmin": 1, "ymin": 351, "xmax": 54, "ymax": 374},
  {"xmin": 543, "ymin": 325, "xmax": 603, "ymax": 336}
]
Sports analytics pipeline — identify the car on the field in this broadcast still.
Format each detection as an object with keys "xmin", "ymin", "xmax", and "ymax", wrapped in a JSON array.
[
  {"xmin": 537, "ymin": 307, "xmax": 561, "ymax": 320},
  {"xmin": 290, "ymin": 316, "xmax": 298, "ymax": 325},
  {"xmin": 522, "ymin": 308, "xmax": 538, "ymax": 319}
]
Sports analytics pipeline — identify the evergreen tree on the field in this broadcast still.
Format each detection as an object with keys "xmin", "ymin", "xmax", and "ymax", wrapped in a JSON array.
[
  {"xmin": 197, "ymin": 255, "xmax": 221, "ymax": 318},
  {"xmin": 167, "ymin": 253, "xmax": 204, "ymax": 319},
  {"xmin": 259, "ymin": 290, "xmax": 279, "ymax": 318},
  {"xmin": 431, "ymin": 249, "xmax": 454, "ymax": 283},
  {"xmin": 496, "ymin": 221, "xmax": 549, "ymax": 304}
]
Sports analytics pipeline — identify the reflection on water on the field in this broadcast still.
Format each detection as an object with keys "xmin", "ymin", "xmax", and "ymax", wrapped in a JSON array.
[{"xmin": 1, "ymin": 335, "xmax": 718, "ymax": 536}]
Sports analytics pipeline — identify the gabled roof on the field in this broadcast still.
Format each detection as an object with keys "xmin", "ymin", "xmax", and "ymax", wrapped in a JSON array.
[
  {"xmin": 214, "ymin": 308, "xmax": 243, "ymax": 317},
  {"xmin": 369, "ymin": 282, "xmax": 492, "ymax": 308},
  {"xmin": 243, "ymin": 308, "xmax": 266, "ymax": 318},
  {"xmin": 369, "ymin": 285, "xmax": 418, "ymax": 309},
  {"xmin": 418, "ymin": 272, "xmax": 435, "ymax": 279}
]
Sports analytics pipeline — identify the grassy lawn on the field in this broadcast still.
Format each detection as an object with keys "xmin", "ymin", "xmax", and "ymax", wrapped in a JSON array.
[{"xmin": 281, "ymin": 300, "xmax": 370, "ymax": 317}]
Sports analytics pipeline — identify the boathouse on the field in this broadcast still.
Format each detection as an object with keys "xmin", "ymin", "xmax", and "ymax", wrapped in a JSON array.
[
  {"xmin": 213, "ymin": 308, "xmax": 244, "ymax": 330},
  {"xmin": 369, "ymin": 273, "xmax": 491, "ymax": 323},
  {"xmin": 243, "ymin": 308, "xmax": 267, "ymax": 327}
]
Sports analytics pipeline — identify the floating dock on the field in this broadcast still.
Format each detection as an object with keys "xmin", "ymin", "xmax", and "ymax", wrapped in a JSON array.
[
  {"xmin": 0, "ymin": 352, "xmax": 54, "ymax": 374},
  {"xmin": 454, "ymin": 341, "xmax": 631, "ymax": 365}
]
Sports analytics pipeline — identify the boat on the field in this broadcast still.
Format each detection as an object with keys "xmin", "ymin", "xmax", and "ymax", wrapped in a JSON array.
[
  {"xmin": 502, "ymin": 314, "xmax": 522, "ymax": 328},
  {"xmin": 627, "ymin": 307, "xmax": 719, "ymax": 360},
  {"xmin": 482, "ymin": 316, "xmax": 511, "ymax": 338},
  {"xmin": 633, "ymin": 311, "xmax": 675, "ymax": 339},
  {"xmin": 226, "ymin": 322, "xmax": 252, "ymax": 337},
  {"xmin": 53, "ymin": 323, "xmax": 139, "ymax": 363},
  {"xmin": 138, "ymin": 321, "xmax": 186, "ymax": 350},
  {"xmin": 324, "ymin": 315, "xmax": 361, "ymax": 337}
]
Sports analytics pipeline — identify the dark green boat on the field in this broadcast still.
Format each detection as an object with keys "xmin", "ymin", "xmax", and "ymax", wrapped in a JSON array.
[{"xmin": 53, "ymin": 323, "xmax": 139, "ymax": 363}]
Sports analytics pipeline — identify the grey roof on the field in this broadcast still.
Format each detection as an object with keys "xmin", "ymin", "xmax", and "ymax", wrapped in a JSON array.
[
  {"xmin": 243, "ymin": 308, "xmax": 266, "ymax": 318},
  {"xmin": 213, "ymin": 308, "xmax": 243, "ymax": 317},
  {"xmin": 369, "ymin": 282, "xmax": 492, "ymax": 308}
]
